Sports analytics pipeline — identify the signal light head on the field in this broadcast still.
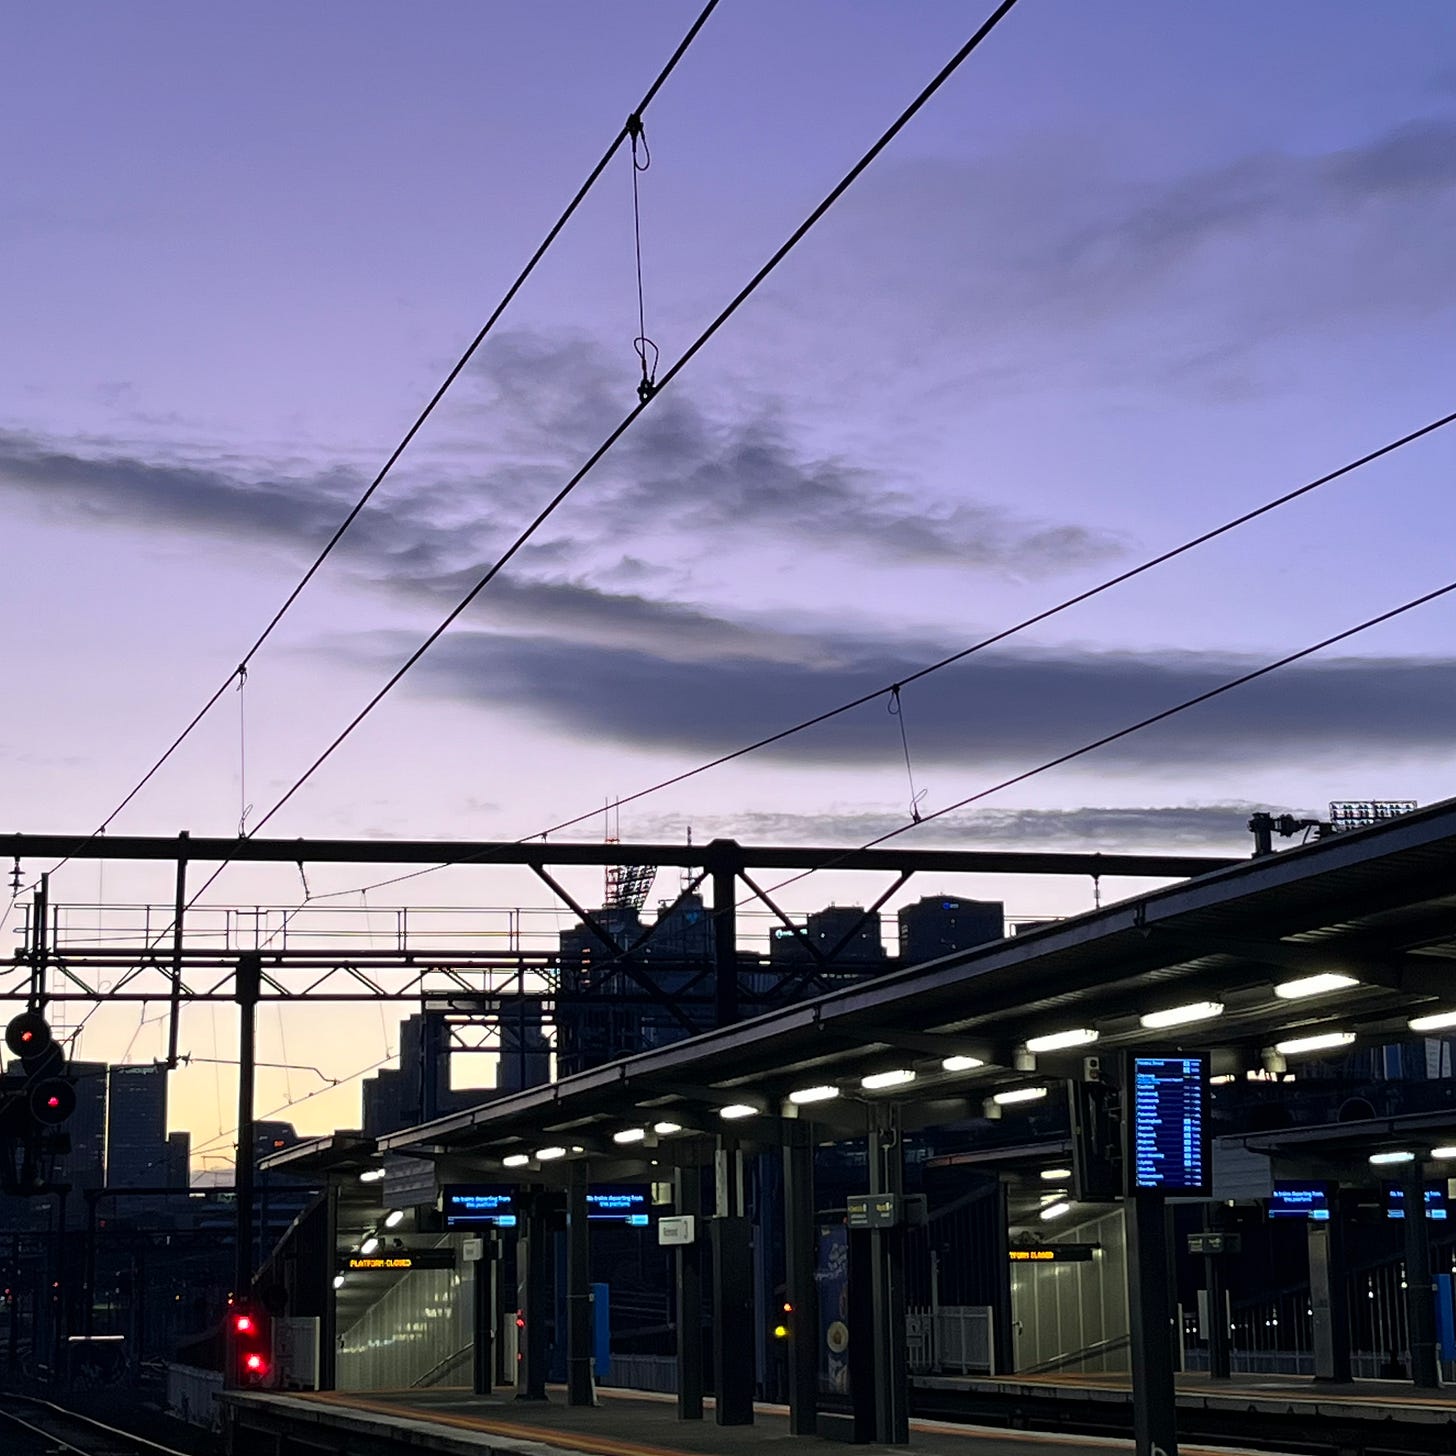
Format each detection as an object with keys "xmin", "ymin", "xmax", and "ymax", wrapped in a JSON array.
[
  {"xmin": 233, "ymin": 1314, "xmax": 256, "ymax": 1335},
  {"xmin": 6, "ymin": 1012, "xmax": 53, "ymax": 1059}
]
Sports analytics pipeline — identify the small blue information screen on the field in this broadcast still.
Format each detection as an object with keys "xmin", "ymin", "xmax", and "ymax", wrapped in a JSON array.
[
  {"xmin": 442, "ymin": 1184, "xmax": 517, "ymax": 1229},
  {"xmin": 587, "ymin": 1184, "xmax": 652, "ymax": 1226},
  {"xmin": 1385, "ymin": 1185, "xmax": 1449, "ymax": 1221},
  {"xmin": 1127, "ymin": 1054, "xmax": 1210, "ymax": 1196},
  {"xmin": 1270, "ymin": 1181, "xmax": 1332, "ymax": 1220}
]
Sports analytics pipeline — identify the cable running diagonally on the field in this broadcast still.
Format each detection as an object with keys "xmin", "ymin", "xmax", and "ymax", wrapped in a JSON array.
[
  {"xmin": 32, "ymin": 0, "xmax": 722, "ymax": 886},
  {"xmin": 305, "ymin": 406, "xmax": 1455, "ymax": 904},
  {"xmin": 761, "ymin": 575, "xmax": 1456, "ymax": 896},
  {"xmin": 61, "ymin": 0, "xmax": 1026, "ymax": 1043}
]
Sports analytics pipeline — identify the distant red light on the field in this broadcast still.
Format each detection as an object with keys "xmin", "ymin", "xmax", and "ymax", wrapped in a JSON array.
[
  {"xmin": 244, "ymin": 1353, "xmax": 265, "ymax": 1373},
  {"xmin": 233, "ymin": 1314, "xmax": 256, "ymax": 1335},
  {"xmin": 19, "ymin": 1031, "xmax": 32, "ymax": 1043},
  {"xmin": 46, "ymin": 1096, "xmax": 60, "ymax": 1109}
]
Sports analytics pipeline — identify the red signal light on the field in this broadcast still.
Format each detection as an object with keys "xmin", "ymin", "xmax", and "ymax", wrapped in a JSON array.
[
  {"xmin": 245, "ymin": 1353, "xmax": 266, "ymax": 1374},
  {"xmin": 46, "ymin": 1095, "xmax": 60, "ymax": 1109},
  {"xmin": 19, "ymin": 1030, "xmax": 33, "ymax": 1043},
  {"xmin": 233, "ymin": 1314, "xmax": 256, "ymax": 1335}
]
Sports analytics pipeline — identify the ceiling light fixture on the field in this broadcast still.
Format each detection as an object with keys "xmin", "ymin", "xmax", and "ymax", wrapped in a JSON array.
[
  {"xmin": 789, "ymin": 1085, "xmax": 840, "ymax": 1105},
  {"xmin": 1040, "ymin": 1167, "xmax": 1072, "ymax": 1181},
  {"xmin": 941, "ymin": 1055, "xmax": 985, "ymax": 1073},
  {"xmin": 384, "ymin": 1210, "xmax": 405, "ymax": 1229},
  {"xmin": 720, "ymin": 1104, "xmax": 759, "ymax": 1121},
  {"xmin": 1369, "ymin": 1151, "xmax": 1416, "ymax": 1166},
  {"xmin": 1040, "ymin": 1201, "xmax": 1071, "ymax": 1221},
  {"xmin": 1409, "ymin": 1010, "xmax": 1456, "ymax": 1032},
  {"xmin": 1430, "ymin": 1146, "xmax": 1456, "ymax": 1160},
  {"xmin": 1273, "ymin": 1031, "xmax": 1355, "ymax": 1055},
  {"xmin": 502, "ymin": 1153, "xmax": 530, "ymax": 1168},
  {"xmin": 993, "ymin": 1086, "xmax": 1049, "ymax": 1106},
  {"xmin": 860, "ymin": 1069, "xmax": 916, "ymax": 1091},
  {"xmin": 1140, "ymin": 1001, "xmax": 1224, "ymax": 1030},
  {"xmin": 1274, "ymin": 973, "xmax": 1359, "ymax": 1000},
  {"xmin": 613, "ymin": 1128, "xmax": 647, "ymax": 1144},
  {"xmin": 1025, "ymin": 1028, "xmax": 1098, "ymax": 1053},
  {"xmin": 652, "ymin": 1121, "xmax": 683, "ymax": 1136},
  {"xmin": 534, "ymin": 1146, "xmax": 567, "ymax": 1161},
  {"xmin": 358, "ymin": 1168, "xmax": 385, "ymax": 1183},
  {"xmin": 359, "ymin": 1237, "xmax": 379, "ymax": 1255}
]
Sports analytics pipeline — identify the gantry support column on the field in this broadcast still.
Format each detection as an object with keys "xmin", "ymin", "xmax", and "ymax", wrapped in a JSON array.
[
  {"xmin": 1308, "ymin": 1208, "xmax": 1350, "ymax": 1383},
  {"xmin": 868, "ymin": 1106, "xmax": 909, "ymax": 1445},
  {"xmin": 711, "ymin": 1134, "xmax": 754, "ymax": 1425},
  {"xmin": 1402, "ymin": 1170, "xmax": 1441, "ymax": 1389},
  {"xmin": 783, "ymin": 1120, "xmax": 818, "ymax": 1435},
  {"xmin": 516, "ymin": 1193, "xmax": 549, "ymax": 1400},
  {"xmin": 675, "ymin": 1158, "xmax": 704, "ymax": 1420},
  {"xmin": 1126, "ymin": 1193, "xmax": 1179, "ymax": 1456},
  {"xmin": 567, "ymin": 1162, "xmax": 594, "ymax": 1405}
]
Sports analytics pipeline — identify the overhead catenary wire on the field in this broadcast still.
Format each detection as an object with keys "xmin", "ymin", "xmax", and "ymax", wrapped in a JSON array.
[
  {"xmin": 77, "ymin": 0, "xmax": 1028, "ymax": 986},
  {"xmin": 25, "ymin": 0, "xmax": 723, "ymax": 892},
  {"xmin": 307, "ymin": 404, "xmax": 1456, "ymax": 904},
  {"xmin": 760, "ymin": 574, "xmax": 1456, "ymax": 897}
]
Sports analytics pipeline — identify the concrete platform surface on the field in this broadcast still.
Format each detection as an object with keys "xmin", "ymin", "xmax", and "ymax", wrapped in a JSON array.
[
  {"xmin": 915, "ymin": 1370, "xmax": 1456, "ymax": 1424},
  {"xmin": 254, "ymin": 1384, "xmax": 1302, "ymax": 1456}
]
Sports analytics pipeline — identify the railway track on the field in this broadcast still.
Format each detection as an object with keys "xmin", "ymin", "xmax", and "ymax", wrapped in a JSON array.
[{"xmin": 0, "ymin": 1395, "xmax": 212, "ymax": 1456}]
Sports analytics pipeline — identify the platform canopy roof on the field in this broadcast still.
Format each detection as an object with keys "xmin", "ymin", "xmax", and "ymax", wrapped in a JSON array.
[{"xmin": 378, "ymin": 797, "xmax": 1456, "ymax": 1173}]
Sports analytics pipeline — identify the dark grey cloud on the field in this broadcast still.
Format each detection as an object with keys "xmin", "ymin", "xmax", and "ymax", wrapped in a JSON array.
[
  {"xmin": 0, "ymin": 329, "xmax": 1126, "ymax": 586},
  {"xmin": 632, "ymin": 803, "xmax": 1281, "ymax": 853},
  {"xmin": 337, "ymin": 617, "xmax": 1456, "ymax": 774}
]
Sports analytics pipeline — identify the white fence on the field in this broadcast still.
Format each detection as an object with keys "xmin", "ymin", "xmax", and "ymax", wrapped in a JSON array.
[
  {"xmin": 165, "ymin": 1362, "xmax": 224, "ymax": 1430},
  {"xmin": 906, "ymin": 1305, "xmax": 994, "ymax": 1374}
]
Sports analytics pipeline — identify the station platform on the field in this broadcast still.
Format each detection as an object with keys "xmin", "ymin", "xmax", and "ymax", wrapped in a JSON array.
[
  {"xmin": 915, "ymin": 1368, "xmax": 1456, "ymax": 1424},
  {"xmin": 224, "ymin": 1384, "xmax": 1298, "ymax": 1456}
]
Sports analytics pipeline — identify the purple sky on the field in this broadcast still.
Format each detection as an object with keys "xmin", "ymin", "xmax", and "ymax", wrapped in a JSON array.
[{"xmin": 4, "ymin": 2, "xmax": 1455, "ymax": 1159}]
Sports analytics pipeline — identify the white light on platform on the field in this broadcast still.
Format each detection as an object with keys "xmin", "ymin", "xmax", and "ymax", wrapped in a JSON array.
[
  {"xmin": 333, "ymin": 1276, "xmax": 346, "ymax": 1290},
  {"xmin": 1409, "ymin": 1009, "xmax": 1456, "ymax": 1032},
  {"xmin": 1140, "ymin": 1001, "xmax": 1224, "ymax": 1030},
  {"xmin": 384, "ymin": 1210, "xmax": 405, "ymax": 1229},
  {"xmin": 1040, "ymin": 1202, "xmax": 1072, "ymax": 1221},
  {"xmin": 1274, "ymin": 1031, "xmax": 1355, "ymax": 1055},
  {"xmin": 860, "ymin": 1069, "xmax": 916, "ymax": 1091},
  {"xmin": 942, "ymin": 1055, "xmax": 985, "ymax": 1073},
  {"xmin": 358, "ymin": 1168, "xmax": 385, "ymax": 1183},
  {"xmin": 789, "ymin": 1085, "xmax": 840, "ymax": 1105},
  {"xmin": 1025, "ymin": 1028, "xmax": 1098, "ymax": 1053},
  {"xmin": 502, "ymin": 1153, "xmax": 530, "ymax": 1168},
  {"xmin": 360, "ymin": 1237, "xmax": 379, "ymax": 1255},
  {"xmin": 652, "ymin": 1122, "xmax": 683, "ymax": 1136},
  {"xmin": 1369, "ymin": 1151, "xmax": 1416, "ymax": 1166},
  {"xmin": 720, "ymin": 1104, "xmax": 759, "ymax": 1121},
  {"xmin": 993, "ymin": 1087, "xmax": 1048, "ymax": 1106},
  {"xmin": 1041, "ymin": 1168, "xmax": 1072, "ymax": 1181},
  {"xmin": 1430, "ymin": 1147, "xmax": 1456, "ymax": 1160},
  {"xmin": 614, "ymin": 1128, "xmax": 647, "ymax": 1144},
  {"xmin": 1274, "ymin": 973, "xmax": 1359, "ymax": 1000},
  {"xmin": 534, "ymin": 1146, "xmax": 567, "ymax": 1161}
]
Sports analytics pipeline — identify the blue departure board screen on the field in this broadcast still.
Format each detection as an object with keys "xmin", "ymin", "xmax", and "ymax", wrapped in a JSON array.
[
  {"xmin": 1127, "ymin": 1054, "xmax": 1210, "ymax": 1195},
  {"xmin": 1270, "ymin": 1181, "xmax": 1331, "ymax": 1220},
  {"xmin": 442, "ymin": 1184, "xmax": 517, "ymax": 1228},
  {"xmin": 587, "ymin": 1184, "xmax": 651, "ymax": 1225},
  {"xmin": 1385, "ymin": 1185, "xmax": 1449, "ymax": 1221}
]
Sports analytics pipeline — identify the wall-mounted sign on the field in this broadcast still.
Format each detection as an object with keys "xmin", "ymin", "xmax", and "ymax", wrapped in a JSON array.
[
  {"xmin": 1269, "ymin": 1181, "xmax": 1332, "ymax": 1221},
  {"xmin": 338, "ymin": 1248, "xmax": 456, "ymax": 1272},
  {"xmin": 442, "ymin": 1184, "xmax": 517, "ymax": 1229},
  {"xmin": 846, "ymin": 1194, "xmax": 900, "ymax": 1230},
  {"xmin": 1125, "ymin": 1053, "xmax": 1210, "ymax": 1197},
  {"xmin": 657, "ymin": 1215, "xmax": 696, "ymax": 1246},
  {"xmin": 1187, "ymin": 1232, "xmax": 1241, "ymax": 1256},
  {"xmin": 587, "ymin": 1184, "xmax": 652, "ymax": 1226},
  {"xmin": 1385, "ymin": 1185, "xmax": 1449, "ymax": 1222},
  {"xmin": 1008, "ymin": 1245, "xmax": 1097, "ymax": 1262}
]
